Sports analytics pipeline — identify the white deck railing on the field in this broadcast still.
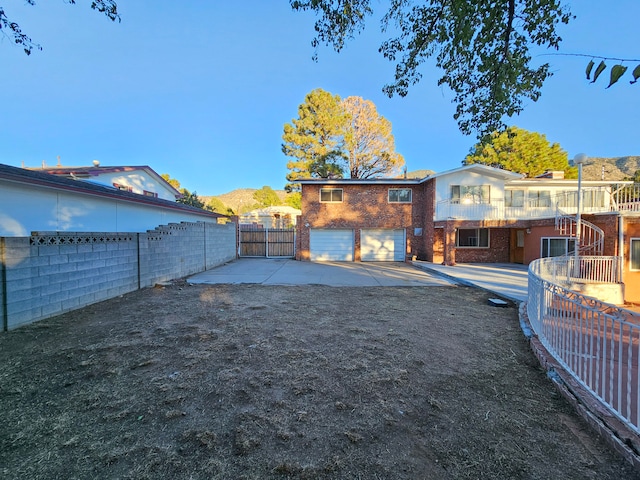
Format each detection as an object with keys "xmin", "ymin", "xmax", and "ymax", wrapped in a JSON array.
[
  {"xmin": 435, "ymin": 185, "xmax": 639, "ymax": 221},
  {"xmin": 612, "ymin": 184, "xmax": 640, "ymax": 212},
  {"xmin": 528, "ymin": 257, "xmax": 640, "ymax": 434}
]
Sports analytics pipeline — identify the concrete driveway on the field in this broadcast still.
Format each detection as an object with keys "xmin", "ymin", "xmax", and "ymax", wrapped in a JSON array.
[{"xmin": 188, "ymin": 258, "xmax": 455, "ymax": 287}]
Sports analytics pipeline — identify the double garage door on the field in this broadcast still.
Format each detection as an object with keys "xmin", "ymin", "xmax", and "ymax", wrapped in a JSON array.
[{"xmin": 310, "ymin": 228, "xmax": 405, "ymax": 262}]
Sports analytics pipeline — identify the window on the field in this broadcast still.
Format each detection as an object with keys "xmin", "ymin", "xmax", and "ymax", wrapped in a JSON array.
[
  {"xmin": 451, "ymin": 185, "xmax": 490, "ymax": 204},
  {"xmin": 505, "ymin": 189, "xmax": 524, "ymax": 207},
  {"xmin": 631, "ymin": 238, "xmax": 640, "ymax": 271},
  {"xmin": 456, "ymin": 228, "xmax": 489, "ymax": 247},
  {"xmin": 530, "ymin": 190, "xmax": 551, "ymax": 208},
  {"xmin": 557, "ymin": 191, "xmax": 577, "ymax": 208},
  {"xmin": 388, "ymin": 188, "xmax": 412, "ymax": 203},
  {"xmin": 541, "ymin": 237, "xmax": 576, "ymax": 258},
  {"xmin": 143, "ymin": 190, "xmax": 158, "ymax": 198},
  {"xmin": 113, "ymin": 183, "xmax": 132, "ymax": 192},
  {"xmin": 583, "ymin": 190, "xmax": 605, "ymax": 208},
  {"xmin": 320, "ymin": 188, "xmax": 343, "ymax": 203}
]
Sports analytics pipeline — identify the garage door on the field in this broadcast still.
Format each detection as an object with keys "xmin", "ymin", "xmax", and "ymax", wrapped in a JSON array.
[
  {"xmin": 310, "ymin": 229, "xmax": 354, "ymax": 261},
  {"xmin": 361, "ymin": 229, "xmax": 406, "ymax": 262}
]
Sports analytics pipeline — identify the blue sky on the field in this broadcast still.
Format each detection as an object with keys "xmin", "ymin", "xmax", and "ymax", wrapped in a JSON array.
[{"xmin": 1, "ymin": 1, "xmax": 638, "ymax": 195}]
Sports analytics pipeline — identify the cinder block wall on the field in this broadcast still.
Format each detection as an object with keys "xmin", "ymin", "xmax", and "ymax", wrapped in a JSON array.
[
  {"xmin": 3, "ymin": 233, "xmax": 139, "ymax": 330},
  {"xmin": 1, "ymin": 222, "xmax": 237, "ymax": 331}
]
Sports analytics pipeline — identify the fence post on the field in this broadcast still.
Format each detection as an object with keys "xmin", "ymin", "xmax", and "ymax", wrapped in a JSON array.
[{"xmin": 266, "ymin": 227, "xmax": 269, "ymax": 258}]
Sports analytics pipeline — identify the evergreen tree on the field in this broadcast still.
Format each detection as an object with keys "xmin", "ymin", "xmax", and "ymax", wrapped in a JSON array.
[{"xmin": 464, "ymin": 127, "xmax": 576, "ymax": 178}]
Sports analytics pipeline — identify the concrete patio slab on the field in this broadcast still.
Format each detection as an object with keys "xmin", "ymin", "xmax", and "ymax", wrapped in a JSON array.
[{"xmin": 187, "ymin": 258, "xmax": 456, "ymax": 287}]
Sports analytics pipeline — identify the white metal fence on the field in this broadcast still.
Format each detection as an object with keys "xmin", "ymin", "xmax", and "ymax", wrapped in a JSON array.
[
  {"xmin": 530, "ymin": 256, "xmax": 621, "ymax": 284},
  {"xmin": 528, "ymin": 257, "xmax": 640, "ymax": 434}
]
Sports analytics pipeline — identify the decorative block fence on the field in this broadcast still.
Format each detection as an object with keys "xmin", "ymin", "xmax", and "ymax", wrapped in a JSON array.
[{"xmin": 0, "ymin": 221, "xmax": 236, "ymax": 331}]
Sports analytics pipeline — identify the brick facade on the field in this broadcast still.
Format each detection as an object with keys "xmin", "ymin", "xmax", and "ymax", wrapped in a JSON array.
[
  {"xmin": 296, "ymin": 175, "xmax": 639, "ymax": 303},
  {"xmin": 297, "ymin": 181, "xmax": 427, "ymax": 261}
]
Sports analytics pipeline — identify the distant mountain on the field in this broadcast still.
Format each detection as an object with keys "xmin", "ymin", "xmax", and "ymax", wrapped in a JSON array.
[
  {"xmin": 578, "ymin": 156, "xmax": 640, "ymax": 181},
  {"xmin": 201, "ymin": 189, "xmax": 288, "ymax": 213}
]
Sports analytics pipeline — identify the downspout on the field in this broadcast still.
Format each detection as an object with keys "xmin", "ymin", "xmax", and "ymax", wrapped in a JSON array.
[{"xmin": 619, "ymin": 214, "xmax": 624, "ymax": 284}]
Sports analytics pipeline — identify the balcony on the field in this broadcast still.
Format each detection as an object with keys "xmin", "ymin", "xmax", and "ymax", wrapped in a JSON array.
[{"xmin": 434, "ymin": 185, "xmax": 639, "ymax": 221}]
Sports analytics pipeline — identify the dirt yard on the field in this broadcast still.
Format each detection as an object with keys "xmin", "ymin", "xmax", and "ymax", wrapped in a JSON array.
[{"xmin": 1, "ymin": 281, "xmax": 638, "ymax": 479}]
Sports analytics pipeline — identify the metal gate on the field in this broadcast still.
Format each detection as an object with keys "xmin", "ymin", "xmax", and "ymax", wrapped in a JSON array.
[{"xmin": 239, "ymin": 227, "xmax": 295, "ymax": 257}]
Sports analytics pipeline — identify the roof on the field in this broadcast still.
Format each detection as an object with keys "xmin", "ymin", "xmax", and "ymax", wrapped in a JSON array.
[
  {"xmin": 297, "ymin": 164, "xmax": 526, "ymax": 185},
  {"xmin": 428, "ymin": 163, "xmax": 525, "ymax": 180},
  {"xmin": 298, "ymin": 177, "xmax": 423, "ymax": 185},
  {"xmin": 0, "ymin": 163, "xmax": 225, "ymax": 219},
  {"xmin": 507, "ymin": 178, "xmax": 633, "ymax": 187},
  {"xmin": 26, "ymin": 164, "xmax": 182, "ymax": 198}
]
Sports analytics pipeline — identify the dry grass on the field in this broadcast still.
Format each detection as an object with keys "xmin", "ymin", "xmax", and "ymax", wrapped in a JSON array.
[{"xmin": 1, "ymin": 282, "xmax": 638, "ymax": 479}]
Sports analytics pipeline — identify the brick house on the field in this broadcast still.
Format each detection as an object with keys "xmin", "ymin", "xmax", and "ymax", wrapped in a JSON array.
[{"xmin": 296, "ymin": 164, "xmax": 640, "ymax": 303}]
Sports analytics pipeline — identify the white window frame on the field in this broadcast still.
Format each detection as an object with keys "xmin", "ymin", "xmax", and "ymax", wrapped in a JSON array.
[
  {"xmin": 451, "ymin": 185, "xmax": 491, "ymax": 204},
  {"xmin": 456, "ymin": 228, "xmax": 490, "ymax": 248},
  {"xmin": 505, "ymin": 189, "xmax": 524, "ymax": 208},
  {"xmin": 631, "ymin": 237, "xmax": 640, "ymax": 271},
  {"xmin": 540, "ymin": 237, "xmax": 576, "ymax": 258},
  {"xmin": 388, "ymin": 188, "xmax": 412, "ymax": 203},
  {"xmin": 319, "ymin": 188, "xmax": 343, "ymax": 203},
  {"xmin": 530, "ymin": 190, "xmax": 552, "ymax": 208}
]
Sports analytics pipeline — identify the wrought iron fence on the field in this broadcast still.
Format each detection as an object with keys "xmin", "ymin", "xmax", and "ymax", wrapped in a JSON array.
[{"xmin": 528, "ymin": 257, "xmax": 640, "ymax": 434}]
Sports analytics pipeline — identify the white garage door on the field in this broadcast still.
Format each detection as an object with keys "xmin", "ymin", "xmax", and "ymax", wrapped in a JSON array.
[
  {"xmin": 310, "ymin": 229, "xmax": 354, "ymax": 261},
  {"xmin": 361, "ymin": 229, "xmax": 406, "ymax": 262}
]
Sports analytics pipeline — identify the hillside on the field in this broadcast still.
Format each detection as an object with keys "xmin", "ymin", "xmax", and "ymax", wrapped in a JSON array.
[
  {"xmin": 579, "ymin": 156, "xmax": 640, "ymax": 181},
  {"xmin": 201, "ymin": 189, "xmax": 288, "ymax": 213}
]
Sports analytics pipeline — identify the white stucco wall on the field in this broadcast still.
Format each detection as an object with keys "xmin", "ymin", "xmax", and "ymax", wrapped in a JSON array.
[
  {"xmin": 434, "ymin": 170, "xmax": 507, "ymax": 203},
  {"xmin": 0, "ymin": 182, "xmax": 217, "ymax": 236},
  {"xmin": 83, "ymin": 170, "xmax": 177, "ymax": 201}
]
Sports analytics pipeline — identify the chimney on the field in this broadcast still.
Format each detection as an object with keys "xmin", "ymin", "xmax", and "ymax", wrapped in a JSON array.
[
  {"xmin": 92, "ymin": 160, "xmax": 100, "ymax": 167},
  {"xmin": 536, "ymin": 170, "xmax": 564, "ymax": 179}
]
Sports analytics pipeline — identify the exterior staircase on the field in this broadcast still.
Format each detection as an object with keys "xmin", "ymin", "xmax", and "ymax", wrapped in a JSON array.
[{"xmin": 555, "ymin": 210, "xmax": 604, "ymax": 256}]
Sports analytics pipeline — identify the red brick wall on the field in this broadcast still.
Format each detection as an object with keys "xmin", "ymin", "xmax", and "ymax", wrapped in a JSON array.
[
  {"xmin": 583, "ymin": 213, "xmax": 619, "ymax": 256},
  {"xmin": 297, "ymin": 182, "xmax": 428, "ymax": 261},
  {"xmin": 454, "ymin": 228, "xmax": 511, "ymax": 263}
]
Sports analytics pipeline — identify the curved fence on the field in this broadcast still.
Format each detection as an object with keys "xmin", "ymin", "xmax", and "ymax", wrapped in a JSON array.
[{"xmin": 528, "ymin": 256, "xmax": 640, "ymax": 434}]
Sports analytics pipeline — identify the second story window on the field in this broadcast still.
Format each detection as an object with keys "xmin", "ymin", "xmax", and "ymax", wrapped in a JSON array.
[
  {"xmin": 530, "ymin": 190, "xmax": 551, "ymax": 208},
  {"xmin": 505, "ymin": 189, "xmax": 524, "ymax": 207},
  {"xmin": 451, "ymin": 185, "xmax": 490, "ymax": 204},
  {"xmin": 388, "ymin": 188, "xmax": 412, "ymax": 203},
  {"xmin": 320, "ymin": 188, "xmax": 343, "ymax": 203},
  {"xmin": 143, "ymin": 190, "xmax": 158, "ymax": 198}
]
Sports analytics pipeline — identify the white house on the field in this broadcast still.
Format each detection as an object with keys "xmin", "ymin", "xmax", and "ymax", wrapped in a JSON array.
[
  {"xmin": 26, "ymin": 161, "xmax": 181, "ymax": 201},
  {"xmin": 239, "ymin": 206, "xmax": 301, "ymax": 229},
  {"xmin": 0, "ymin": 163, "xmax": 225, "ymax": 236}
]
